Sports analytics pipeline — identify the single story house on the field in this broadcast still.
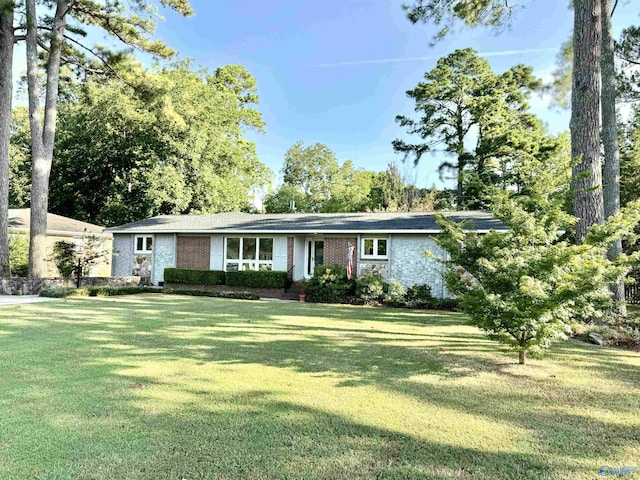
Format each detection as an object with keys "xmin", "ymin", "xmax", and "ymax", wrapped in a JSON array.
[
  {"xmin": 108, "ymin": 211, "xmax": 504, "ymax": 298},
  {"xmin": 9, "ymin": 208, "xmax": 113, "ymax": 277}
]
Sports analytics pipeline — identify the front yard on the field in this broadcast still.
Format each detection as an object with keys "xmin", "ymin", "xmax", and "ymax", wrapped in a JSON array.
[{"xmin": 0, "ymin": 295, "xmax": 638, "ymax": 479}]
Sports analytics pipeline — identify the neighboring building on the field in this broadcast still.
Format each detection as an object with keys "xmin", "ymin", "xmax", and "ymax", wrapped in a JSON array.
[
  {"xmin": 8, "ymin": 208, "xmax": 113, "ymax": 277},
  {"xmin": 107, "ymin": 211, "xmax": 504, "ymax": 298}
]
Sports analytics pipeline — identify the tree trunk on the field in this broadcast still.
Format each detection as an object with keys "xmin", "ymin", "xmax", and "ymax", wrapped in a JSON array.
[
  {"xmin": 518, "ymin": 350, "xmax": 525, "ymax": 365},
  {"xmin": 571, "ymin": 0, "xmax": 604, "ymax": 242},
  {"xmin": 26, "ymin": 0, "xmax": 68, "ymax": 280},
  {"xmin": 0, "ymin": 3, "xmax": 13, "ymax": 276},
  {"xmin": 601, "ymin": 0, "xmax": 626, "ymax": 315}
]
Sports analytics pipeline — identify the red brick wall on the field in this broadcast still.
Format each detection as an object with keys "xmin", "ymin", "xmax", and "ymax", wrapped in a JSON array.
[
  {"xmin": 323, "ymin": 237, "xmax": 357, "ymax": 268},
  {"xmin": 287, "ymin": 237, "xmax": 294, "ymax": 279},
  {"xmin": 176, "ymin": 236, "xmax": 211, "ymax": 270}
]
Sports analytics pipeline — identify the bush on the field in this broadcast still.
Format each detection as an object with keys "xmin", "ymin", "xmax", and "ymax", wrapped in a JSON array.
[
  {"xmin": 8, "ymin": 235, "xmax": 28, "ymax": 277},
  {"xmin": 406, "ymin": 284, "xmax": 433, "ymax": 305},
  {"xmin": 225, "ymin": 270, "xmax": 287, "ymax": 289},
  {"xmin": 580, "ymin": 315, "xmax": 640, "ymax": 349},
  {"xmin": 40, "ymin": 286, "xmax": 162, "ymax": 298},
  {"xmin": 39, "ymin": 287, "xmax": 85, "ymax": 298},
  {"xmin": 355, "ymin": 274, "xmax": 388, "ymax": 303},
  {"xmin": 164, "ymin": 268, "xmax": 226, "ymax": 286},
  {"xmin": 383, "ymin": 279, "xmax": 407, "ymax": 307},
  {"xmin": 52, "ymin": 241, "xmax": 77, "ymax": 277},
  {"xmin": 307, "ymin": 264, "xmax": 355, "ymax": 303},
  {"xmin": 164, "ymin": 288, "xmax": 259, "ymax": 301},
  {"xmin": 429, "ymin": 297, "xmax": 460, "ymax": 311}
]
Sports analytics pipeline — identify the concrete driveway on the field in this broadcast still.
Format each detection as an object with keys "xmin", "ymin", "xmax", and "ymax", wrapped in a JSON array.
[{"xmin": 0, "ymin": 295, "xmax": 58, "ymax": 306}]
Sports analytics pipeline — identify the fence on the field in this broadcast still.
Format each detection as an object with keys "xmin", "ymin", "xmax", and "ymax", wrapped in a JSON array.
[{"xmin": 625, "ymin": 284, "xmax": 640, "ymax": 304}]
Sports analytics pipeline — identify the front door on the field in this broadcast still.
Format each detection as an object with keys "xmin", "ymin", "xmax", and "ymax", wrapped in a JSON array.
[{"xmin": 305, "ymin": 238, "xmax": 324, "ymax": 277}]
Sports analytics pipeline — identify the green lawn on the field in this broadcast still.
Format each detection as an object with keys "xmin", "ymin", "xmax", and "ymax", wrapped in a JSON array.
[{"xmin": 0, "ymin": 295, "xmax": 638, "ymax": 480}]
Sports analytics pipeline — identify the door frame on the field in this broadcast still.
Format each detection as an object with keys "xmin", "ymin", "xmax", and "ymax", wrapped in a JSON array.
[{"xmin": 304, "ymin": 237, "xmax": 324, "ymax": 278}]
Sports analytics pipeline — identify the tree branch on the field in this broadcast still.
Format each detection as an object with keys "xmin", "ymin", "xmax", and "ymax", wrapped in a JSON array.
[{"xmin": 62, "ymin": 33, "xmax": 134, "ymax": 86}]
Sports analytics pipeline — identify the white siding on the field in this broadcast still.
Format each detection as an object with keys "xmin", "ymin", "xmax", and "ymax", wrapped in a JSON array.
[
  {"xmin": 272, "ymin": 237, "xmax": 288, "ymax": 272},
  {"xmin": 210, "ymin": 235, "xmax": 224, "ymax": 270},
  {"xmin": 293, "ymin": 237, "xmax": 306, "ymax": 280}
]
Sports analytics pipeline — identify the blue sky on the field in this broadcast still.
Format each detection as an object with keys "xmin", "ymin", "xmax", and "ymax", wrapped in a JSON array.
[{"xmin": 14, "ymin": 1, "xmax": 640, "ymax": 191}]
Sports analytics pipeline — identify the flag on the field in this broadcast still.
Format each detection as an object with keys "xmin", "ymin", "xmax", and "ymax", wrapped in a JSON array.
[{"xmin": 347, "ymin": 243, "xmax": 355, "ymax": 280}]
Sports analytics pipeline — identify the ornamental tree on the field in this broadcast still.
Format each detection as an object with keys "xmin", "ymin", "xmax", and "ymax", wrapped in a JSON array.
[{"xmin": 434, "ymin": 187, "xmax": 640, "ymax": 365}]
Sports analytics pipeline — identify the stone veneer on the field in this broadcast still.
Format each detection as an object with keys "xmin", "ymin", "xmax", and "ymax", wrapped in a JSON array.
[
  {"xmin": 0, "ymin": 276, "xmax": 141, "ymax": 295},
  {"xmin": 152, "ymin": 234, "xmax": 176, "ymax": 284},
  {"xmin": 112, "ymin": 234, "xmax": 134, "ymax": 277},
  {"xmin": 388, "ymin": 235, "xmax": 448, "ymax": 298}
]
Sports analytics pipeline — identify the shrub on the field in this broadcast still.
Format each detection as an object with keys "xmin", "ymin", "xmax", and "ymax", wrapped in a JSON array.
[
  {"xmin": 51, "ymin": 236, "xmax": 109, "ymax": 277},
  {"xmin": 355, "ymin": 274, "xmax": 388, "ymax": 303},
  {"xmin": 580, "ymin": 315, "xmax": 640, "ymax": 349},
  {"xmin": 164, "ymin": 288, "xmax": 259, "ymax": 301},
  {"xmin": 383, "ymin": 279, "xmax": 407, "ymax": 307},
  {"xmin": 8, "ymin": 234, "xmax": 28, "ymax": 277},
  {"xmin": 86, "ymin": 286, "xmax": 162, "ymax": 296},
  {"xmin": 52, "ymin": 241, "xmax": 77, "ymax": 277},
  {"xmin": 307, "ymin": 264, "xmax": 355, "ymax": 303},
  {"xmin": 164, "ymin": 268, "xmax": 226, "ymax": 286},
  {"xmin": 39, "ymin": 287, "xmax": 85, "ymax": 298},
  {"xmin": 406, "ymin": 284, "xmax": 433, "ymax": 305},
  {"xmin": 225, "ymin": 270, "xmax": 287, "ymax": 289},
  {"xmin": 429, "ymin": 297, "xmax": 460, "ymax": 311}
]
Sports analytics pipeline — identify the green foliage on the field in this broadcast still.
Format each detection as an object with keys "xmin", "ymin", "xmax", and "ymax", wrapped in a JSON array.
[
  {"xmin": 406, "ymin": 284, "xmax": 433, "ymax": 304},
  {"xmin": 307, "ymin": 264, "xmax": 355, "ymax": 303},
  {"xmin": 617, "ymin": 26, "xmax": 640, "ymax": 102},
  {"xmin": 8, "ymin": 234, "xmax": 28, "ymax": 277},
  {"xmin": 355, "ymin": 274, "xmax": 388, "ymax": 302},
  {"xmin": 51, "ymin": 236, "xmax": 109, "ymax": 278},
  {"xmin": 383, "ymin": 279, "xmax": 407, "ymax": 307},
  {"xmin": 549, "ymin": 38, "xmax": 573, "ymax": 110},
  {"xmin": 265, "ymin": 159, "xmax": 440, "ymax": 214},
  {"xmin": 52, "ymin": 241, "xmax": 77, "ymax": 278},
  {"xmin": 584, "ymin": 315, "xmax": 640, "ymax": 349},
  {"xmin": 45, "ymin": 62, "xmax": 270, "ymax": 226},
  {"xmin": 394, "ymin": 48, "xmax": 549, "ymax": 209},
  {"xmin": 263, "ymin": 184, "xmax": 313, "ymax": 213},
  {"xmin": 434, "ymin": 183, "xmax": 640, "ymax": 363},
  {"xmin": 404, "ymin": 0, "xmax": 519, "ymax": 43},
  {"xmin": 8, "ymin": 107, "xmax": 31, "ymax": 208},
  {"xmin": 39, "ymin": 286, "xmax": 162, "ymax": 298},
  {"xmin": 282, "ymin": 141, "xmax": 339, "ymax": 212},
  {"xmin": 163, "ymin": 289, "xmax": 259, "ymax": 301},
  {"xmin": 163, "ymin": 268, "xmax": 226, "ymax": 286},
  {"xmin": 225, "ymin": 270, "xmax": 288, "ymax": 289}
]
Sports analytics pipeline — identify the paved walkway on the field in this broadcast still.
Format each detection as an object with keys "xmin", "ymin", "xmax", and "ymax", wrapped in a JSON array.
[{"xmin": 0, "ymin": 295, "xmax": 58, "ymax": 306}]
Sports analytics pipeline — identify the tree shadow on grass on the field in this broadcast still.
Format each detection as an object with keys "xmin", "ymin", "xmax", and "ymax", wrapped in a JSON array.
[{"xmin": 1, "ymin": 296, "xmax": 639, "ymax": 478}]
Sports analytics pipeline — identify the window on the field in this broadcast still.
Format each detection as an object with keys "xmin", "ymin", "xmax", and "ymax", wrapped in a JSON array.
[
  {"xmin": 135, "ymin": 235, "xmax": 153, "ymax": 253},
  {"xmin": 361, "ymin": 237, "xmax": 388, "ymax": 259},
  {"xmin": 225, "ymin": 237, "xmax": 274, "ymax": 271}
]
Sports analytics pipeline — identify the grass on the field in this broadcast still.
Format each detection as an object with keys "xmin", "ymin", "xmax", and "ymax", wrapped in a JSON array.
[{"xmin": 0, "ymin": 295, "xmax": 638, "ymax": 480}]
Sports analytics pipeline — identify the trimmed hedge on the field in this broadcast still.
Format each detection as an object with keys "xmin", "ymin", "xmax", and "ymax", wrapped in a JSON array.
[
  {"xmin": 164, "ymin": 268, "xmax": 226, "ymax": 286},
  {"xmin": 225, "ymin": 270, "xmax": 287, "ymax": 289},
  {"xmin": 40, "ymin": 286, "xmax": 162, "ymax": 298},
  {"xmin": 164, "ymin": 288, "xmax": 259, "ymax": 301}
]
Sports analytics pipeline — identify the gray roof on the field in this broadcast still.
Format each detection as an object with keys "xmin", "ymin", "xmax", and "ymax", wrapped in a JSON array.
[
  {"xmin": 9, "ymin": 208, "xmax": 109, "ymax": 236},
  {"xmin": 108, "ymin": 211, "xmax": 505, "ymax": 234}
]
